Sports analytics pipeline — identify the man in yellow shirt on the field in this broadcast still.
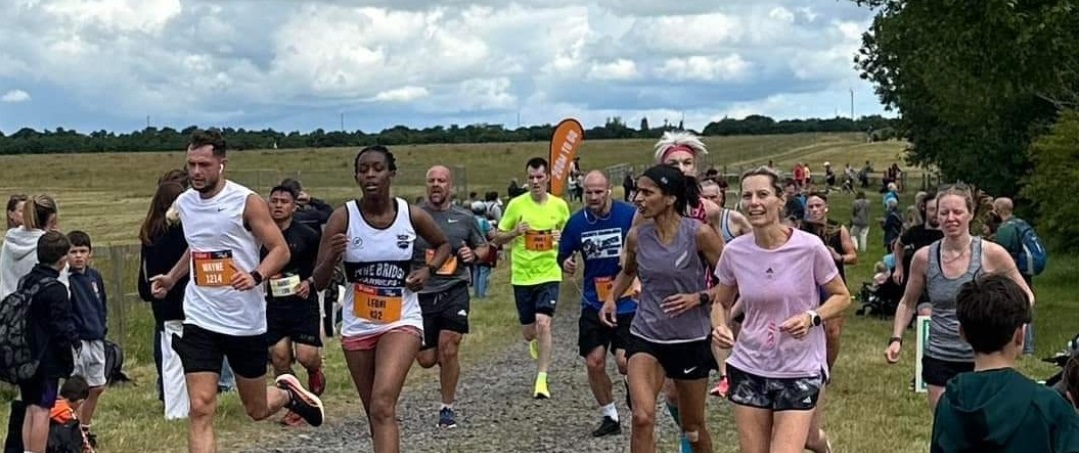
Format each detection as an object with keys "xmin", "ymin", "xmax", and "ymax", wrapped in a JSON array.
[{"xmin": 494, "ymin": 157, "xmax": 571, "ymax": 399}]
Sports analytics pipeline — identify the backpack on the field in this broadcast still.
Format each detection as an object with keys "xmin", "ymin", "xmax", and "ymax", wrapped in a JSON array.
[
  {"xmin": 0, "ymin": 276, "xmax": 60, "ymax": 385},
  {"xmin": 1006, "ymin": 219, "xmax": 1048, "ymax": 276},
  {"xmin": 103, "ymin": 340, "xmax": 131, "ymax": 386}
]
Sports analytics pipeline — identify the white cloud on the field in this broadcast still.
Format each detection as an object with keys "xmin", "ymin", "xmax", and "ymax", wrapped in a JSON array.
[
  {"xmin": 372, "ymin": 86, "xmax": 430, "ymax": 102},
  {"xmin": 0, "ymin": 0, "xmax": 888, "ymax": 133},
  {"xmin": 587, "ymin": 59, "xmax": 639, "ymax": 81},
  {"xmin": 657, "ymin": 55, "xmax": 751, "ymax": 82},
  {"xmin": 1, "ymin": 90, "xmax": 30, "ymax": 103}
]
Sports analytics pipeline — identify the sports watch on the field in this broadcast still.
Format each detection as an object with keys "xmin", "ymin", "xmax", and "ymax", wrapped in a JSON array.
[{"xmin": 807, "ymin": 310, "xmax": 822, "ymax": 327}]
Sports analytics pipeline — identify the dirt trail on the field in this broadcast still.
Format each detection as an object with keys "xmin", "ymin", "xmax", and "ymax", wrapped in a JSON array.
[{"xmin": 243, "ymin": 286, "xmax": 694, "ymax": 453}]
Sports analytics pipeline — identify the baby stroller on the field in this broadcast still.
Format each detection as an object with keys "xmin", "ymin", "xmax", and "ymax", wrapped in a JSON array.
[
  {"xmin": 855, "ymin": 276, "xmax": 904, "ymax": 318},
  {"xmin": 1043, "ymin": 333, "xmax": 1079, "ymax": 400}
]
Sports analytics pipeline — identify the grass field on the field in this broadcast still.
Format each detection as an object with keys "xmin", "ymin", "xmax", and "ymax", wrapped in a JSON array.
[{"xmin": 3, "ymin": 132, "xmax": 1069, "ymax": 453}]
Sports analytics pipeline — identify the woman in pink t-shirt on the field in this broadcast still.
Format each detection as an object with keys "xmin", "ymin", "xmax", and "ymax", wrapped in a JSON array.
[{"xmin": 706, "ymin": 167, "xmax": 851, "ymax": 453}]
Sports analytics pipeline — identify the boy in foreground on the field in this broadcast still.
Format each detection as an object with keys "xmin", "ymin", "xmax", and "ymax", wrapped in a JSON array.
[
  {"xmin": 931, "ymin": 273, "xmax": 1079, "ymax": 453},
  {"xmin": 66, "ymin": 231, "xmax": 109, "ymax": 446}
]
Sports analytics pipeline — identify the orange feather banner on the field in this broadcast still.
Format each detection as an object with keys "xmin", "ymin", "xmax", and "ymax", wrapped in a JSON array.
[{"xmin": 548, "ymin": 118, "xmax": 584, "ymax": 197}]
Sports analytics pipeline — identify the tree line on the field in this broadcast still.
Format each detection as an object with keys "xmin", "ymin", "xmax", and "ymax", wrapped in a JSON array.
[
  {"xmin": 0, "ymin": 115, "xmax": 899, "ymax": 155},
  {"xmin": 852, "ymin": 0, "xmax": 1079, "ymax": 251}
]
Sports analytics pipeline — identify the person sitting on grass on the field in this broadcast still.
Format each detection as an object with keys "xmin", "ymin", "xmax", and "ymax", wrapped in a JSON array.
[
  {"xmin": 931, "ymin": 273, "xmax": 1079, "ymax": 453},
  {"xmin": 48, "ymin": 375, "xmax": 95, "ymax": 453}
]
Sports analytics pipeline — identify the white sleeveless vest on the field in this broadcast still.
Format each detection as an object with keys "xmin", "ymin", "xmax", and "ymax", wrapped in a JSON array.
[
  {"xmin": 340, "ymin": 198, "xmax": 423, "ymax": 338},
  {"xmin": 175, "ymin": 181, "xmax": 266, "ymax": 336}
]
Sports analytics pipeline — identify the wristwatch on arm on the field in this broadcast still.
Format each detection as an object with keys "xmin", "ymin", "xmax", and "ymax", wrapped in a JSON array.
[{"xmin": 806, "ymin": 310, "xmax": 822, "ymax": 327}]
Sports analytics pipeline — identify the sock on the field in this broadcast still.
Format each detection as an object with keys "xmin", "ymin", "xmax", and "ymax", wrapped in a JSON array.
[
  {"xmin": 537, "ymin": 372, "xmax": 548, "ymax": 383},
  {"xmin": 441, "ymin": 403, "xmax": 453, "ymax": 411},
  {"xmin": 600, "ymin": 402, "xmax": 618, "ymax": 421}
]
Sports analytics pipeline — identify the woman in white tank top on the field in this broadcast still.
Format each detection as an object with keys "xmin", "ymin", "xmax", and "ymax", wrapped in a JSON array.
[{"xmin": 312, "ymin": 146, "xmax": 451, "ymax": 453}]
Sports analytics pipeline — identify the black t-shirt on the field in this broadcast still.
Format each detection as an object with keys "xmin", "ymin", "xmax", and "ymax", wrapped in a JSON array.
[
  {"xmin": 899, "ymin": 224, "xmax": 944, "ymax": 276},
  {"xmin": 802, "ymin": 219, "xmax": 847, "ymax": 282},
  {"xmin": 261, "ymin": 222, "xmax": 321, "ymax": 304}
]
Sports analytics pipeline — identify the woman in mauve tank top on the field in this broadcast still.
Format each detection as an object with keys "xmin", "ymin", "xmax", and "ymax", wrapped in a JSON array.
[
  {"xmin": 601, "ymin": 164, "xmax": 725, "ymax": 453},
  {"xmin": 885, "ymin": 185, "xmax": 1033, "ymax": 414}
]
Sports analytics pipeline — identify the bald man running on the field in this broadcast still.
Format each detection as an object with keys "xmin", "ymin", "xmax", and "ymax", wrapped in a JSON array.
[
  {"xmin": 414, "ymin": 165, "xmax": 490, "ymax": 428},
  {"xmin": 558, "ymin": 171, "xmax": 639, "ymax": 437}
]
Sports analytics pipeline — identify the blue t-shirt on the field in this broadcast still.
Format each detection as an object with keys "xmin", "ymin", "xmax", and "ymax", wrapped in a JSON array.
[{"xmin": 557, "ymin": 200, "xmax": 638, "ymax": 314}]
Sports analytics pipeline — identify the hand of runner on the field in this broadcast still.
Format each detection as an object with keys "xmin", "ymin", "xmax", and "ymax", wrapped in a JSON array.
[
  {"xmin": 296, "ymin": 279, "xmax": 312, "ymax": 299},
  {"xmin": 149, "ymin": 274, "xmax": 174, "ymax": 299},
  {"xmin": 779, "ymin": 313, "xmax": 812, "ymax": 339},
  {"xmin": 891, "ymin": 266, "xmax": 904, "ymax": 284},
  {"xmin": 562, "ymin": 256, "xmax": 577, "ymax": 274},
  {"xmin": 329, "ymin": 232, "xmax": 349, "ymax": 257},
  {"xmin": 515, "ymin": 221, "xmax": 530, "ymax": 236},
  {"xmin": 885, "ymin": 341, "xmax": 902, "ymax": 364},
  {"xmin": 551, "ymin": 229, "xmax": 561, "ymax": 243},
  {"xmin": 231, "ymin": 271, "xmax": 257, "ymax": 291},
  {"xmin": 661, "ymin": 293, "xmax": 699, "ymax": 316},
  {"xmin": 458, "ymin": 244, "xmax": 475, "ymax": 263},
  {"xmin": 828, "ymin": 246, "xmax": 842, "ymax": 262},
  {"xmin": 599, "ymin": 300, "xmax": 617, "ymax": 327},
  {"xmin": 712, "ymin": 324, "xmax": 735, "ymax": 349},
  {"xmin": 405, "ymin": 267, "xmax": 430, "ymax": 292}
]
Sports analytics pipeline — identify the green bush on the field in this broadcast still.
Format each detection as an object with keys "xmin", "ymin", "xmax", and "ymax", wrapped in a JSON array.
[{"xmin": 1023, "ymin": 110, "xmax": 1079, "ymax": 252}]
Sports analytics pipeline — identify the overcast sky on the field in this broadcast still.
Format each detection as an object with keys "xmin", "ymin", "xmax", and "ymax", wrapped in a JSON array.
[{"xmin": 0, "ymin": 0, "xmax": 890, "ymax": 134}]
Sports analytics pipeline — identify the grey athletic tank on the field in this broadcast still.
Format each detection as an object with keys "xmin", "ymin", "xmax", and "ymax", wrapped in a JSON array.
[
  {"xmin": 925, "ymin": 237, "xmax": 983, "ymax": 362},
  {"xmin": 631, "ymin": 217, "xmax": 711, "ymax": 343}
]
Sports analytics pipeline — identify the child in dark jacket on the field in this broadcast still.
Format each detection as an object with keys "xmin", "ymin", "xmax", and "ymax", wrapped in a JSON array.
[
  {"xmin": 931, "ymin": 273, "xmax": 1079, "ymax": 453},
  {"xmin": 20, "ymin": 231, "xmax": 78, "ymax": 453},
  {"xmin": 65, "ymin": 231, "xmax": 107, "ymax": 445}
]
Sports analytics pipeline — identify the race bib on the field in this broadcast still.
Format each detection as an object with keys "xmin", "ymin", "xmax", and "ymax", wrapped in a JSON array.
[
  {"xmin": 595, "ymin": 276, "xmax": 634, "ymax": 302},
  {"xmin": 192, "ymin": 251, "xmax": 235, "ymax": 287},
  {"xmin": 269, "ymin": 274, "xmax": 301, "ymax": 298},
  {"xmin": 352, "ymin": 283, "xmax": 403, "ymax": 324},
  {"xmin": 425, "ymin": 249, "xmax": 457, "ymax": 275},
  {"xmin": 525, "ymin": 230, "xmax": 554, "ymax": 251}
]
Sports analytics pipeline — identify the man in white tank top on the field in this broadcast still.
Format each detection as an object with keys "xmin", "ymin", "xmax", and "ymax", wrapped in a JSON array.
[{"xmin": 149, "ymin": 129, "xmax": 325, "ymax": 453}]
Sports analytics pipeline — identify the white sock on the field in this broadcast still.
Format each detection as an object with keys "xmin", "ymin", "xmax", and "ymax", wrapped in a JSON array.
[
  {"xmin": 601, "ymin": 402, "xmax": 618, "ymax": 421},
  {"xmin": 441, "ymin": 403, "xmax": 453, "ymax": 411}
]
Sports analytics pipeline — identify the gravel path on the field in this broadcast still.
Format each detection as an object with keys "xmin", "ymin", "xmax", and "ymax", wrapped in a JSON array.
[{"xmin": 243, "ymin": 286, "xmax": 694, "ymax": 453}]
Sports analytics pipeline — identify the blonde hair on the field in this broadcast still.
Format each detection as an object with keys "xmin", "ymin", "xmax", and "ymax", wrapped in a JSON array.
[
  {"xmin": 875, "ymin": 261, "xmax": 887, "ymax": 273},
  {"xmin": 653, "ymin": 131, "xmax": 708, "ymax": 163},
  {"xmin": 22, "ymin": 195, "xmax": 57, "ymax": 230}
]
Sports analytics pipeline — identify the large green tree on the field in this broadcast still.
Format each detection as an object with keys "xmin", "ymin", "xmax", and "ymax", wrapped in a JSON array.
[{"xmin": 853, "ymin": 0, "xmax": 1079, "ymax": 197}]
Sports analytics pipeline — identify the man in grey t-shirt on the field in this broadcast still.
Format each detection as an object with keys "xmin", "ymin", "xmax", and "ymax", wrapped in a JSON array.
[{"xmin": 413, "ymin": 165, "xmax": 490, "ymax": 429}]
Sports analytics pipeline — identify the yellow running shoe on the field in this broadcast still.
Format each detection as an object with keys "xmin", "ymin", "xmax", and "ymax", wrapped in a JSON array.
[
  {"xmin": 529, "ymin": 339, "xmax": 539, "ymax": 360},
  {"xmin": 533, "ymin": 374, "xmax": 550, "ymax": 399}
]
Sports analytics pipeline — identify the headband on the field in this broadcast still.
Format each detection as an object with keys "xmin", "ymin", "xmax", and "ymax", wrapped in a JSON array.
[{"xmin": 660, "ymin": 144, "xmax": 695, "ymax": 162}]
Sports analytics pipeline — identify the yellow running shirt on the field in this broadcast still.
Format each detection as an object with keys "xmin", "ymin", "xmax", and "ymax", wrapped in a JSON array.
[{"xmin": 498, "ymin": 193, "xmax": 571, "ymax": 286}]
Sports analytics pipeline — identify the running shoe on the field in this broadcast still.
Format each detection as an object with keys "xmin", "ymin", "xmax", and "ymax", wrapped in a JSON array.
[
  {"xmin": 533, "ymin": 374, "xmax": 550, "ymax": 399},
  {"xmin": 275, "ymin": 374, "xmax": 325, "ymax": 427},
  {"xmin": 529, "ymin": 339, "xmax": 539, "ymax": 360},
  {"xmin": 438, "ymin": 407, "xmax": 457, "ymax": 429},
  {"xmin": 308, "ymin": 366, "xmax": 326, "ymax": 397},
  {"xmin": 591, "ymin": 416, "xmax": 621, "ymax": 437},
  {"xmin": 709, "ymin": 375, "xmax": 729, "ymax": 398}
]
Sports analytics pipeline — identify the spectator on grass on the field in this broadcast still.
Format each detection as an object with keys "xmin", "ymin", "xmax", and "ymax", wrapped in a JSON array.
[
  {"xmin": 49, "ymin": 375, "xmax": 95, "ymax": 453},
  {"xmin": 66, "ymin": 230, "xmax": 109, "ymax": 445},
  {"xmin": 882, "ymin": 198, "xmax": 903, "ymax": 253},
  {"xmin": 622, "ymin": 172, "xmax": 635, "ymax": 202},
  {"xmin": 850, "ymin": 191, "xmax": 870, "ymax": 253},
  {"xmin": 0, "ymin": 194, "xmax": 64, "ymax": 300},
  {"xmin": 18, "ymin": 231, "xmax": 78, "ymax": 453},
  {"xmin": 137, "ymin": 181, "xmax": 190, "ymax": 420},
  {"xmin": 931, "ymin": 273, "xmax": 1079, "ymax": 453},
  {"xmin": 993, "ymin": 197, "xmax": 1040, "ymax": 355},
  {"xmin": 6, "ymin": 193, "xmax": 27, "ymax": 229}
]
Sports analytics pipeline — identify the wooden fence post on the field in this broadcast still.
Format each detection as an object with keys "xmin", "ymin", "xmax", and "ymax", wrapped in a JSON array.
[{"xmin": 109, "ymin": 245, "xmax": 127, "ymax": 349}]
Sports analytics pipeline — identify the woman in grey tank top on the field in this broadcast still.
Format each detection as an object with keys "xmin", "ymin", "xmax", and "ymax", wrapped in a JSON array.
[
  {"xmin": 885, "ymin": 186, "xmax": 1034, "ymax": 413},
  {"xmin": 600, "ymin": 164, "xmax": 724, "ymax": 453}
]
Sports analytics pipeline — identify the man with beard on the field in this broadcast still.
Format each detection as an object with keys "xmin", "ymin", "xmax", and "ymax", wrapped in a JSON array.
[
  {"xmin": 414, "ymin": 165, "xmax": 490, "ymax": 428},
  {"xmin": 263, "ymin": 185, "xmax": 327, "ymax": 427},
  {"xmin": 149, "ymin": 129, "xmax": 323, "ymax": 453},
  {"xmin": 557, "ymin": 171, "xmax": 638, "ymax": 437},
  {"xmin": 892, "ymin": 191, "xmax": 943, "ymax": 317}
]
